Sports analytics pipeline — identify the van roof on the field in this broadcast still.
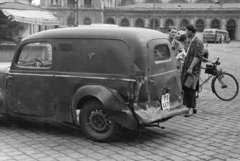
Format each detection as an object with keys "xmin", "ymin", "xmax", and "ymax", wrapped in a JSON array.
[
  {"xmin": 23, "ymin": 26, "xmax": 167, "ymax": 43},
  {"xmin": 204, "ymin": 29, "xmax": 218, "ymax": 31}
]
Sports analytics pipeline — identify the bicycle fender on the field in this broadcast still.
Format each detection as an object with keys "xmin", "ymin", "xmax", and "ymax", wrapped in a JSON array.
[{"xmin": 211, "ymin": 75, "xmax": 218, "ymax": 94}]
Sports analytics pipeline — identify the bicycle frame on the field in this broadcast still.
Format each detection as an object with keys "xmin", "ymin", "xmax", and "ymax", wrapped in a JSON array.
[
  {"xmin": 199, "ymin": 64, "xmax": 222, "ymax": 92},
  {"xmin": 198, "ymin": 57, "xmax": 239, "ymax": 101}
]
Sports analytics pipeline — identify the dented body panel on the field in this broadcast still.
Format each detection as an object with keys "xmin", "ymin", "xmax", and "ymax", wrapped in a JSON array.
[{"xmin": 0, "ymin": 26, "xmax": 188, "ymax": 130}]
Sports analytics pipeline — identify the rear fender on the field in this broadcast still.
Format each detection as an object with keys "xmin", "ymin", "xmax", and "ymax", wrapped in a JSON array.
[{"xmin": 72, "ymin": 85, "xmax": 138, "ymax": 130}]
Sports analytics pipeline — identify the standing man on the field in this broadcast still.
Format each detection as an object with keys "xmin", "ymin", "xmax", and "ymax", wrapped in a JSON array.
[
  {"xmin": 168, "ymin": 27, "xmax": 181, "ymax": 57},
  {"xmin": 181, "ymin": 24, "xmax": 204, "ymax": 117}
]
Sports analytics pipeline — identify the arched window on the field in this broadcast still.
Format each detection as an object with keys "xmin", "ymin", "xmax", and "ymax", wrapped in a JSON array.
[
  {"xmin": 84, "ymin": 18, "xmax": 91, "ymax": 25},
  {"xmin": 211, "ymin": 19, "xmax": 220, "ymax": 29},
  {"xmin": 165, "ymin": 19, "xmax": 174, "ymax": 29},
  {"xmin": 106, "ymin": 18, "xmax": 115, "ymax": 24},
  {"xmin": 180, "ymin": 19, "xmax": 189, "ymax": 30},
  {"xmin": 67, "ymin": 0, "xmax": 74, "ymax": 5},
  {"xmin": 84, "ymin": 0, "xmax": 92, "ymax": 5},
  {"xmin": 226, "ymin": 19, "xmax": 236, "ymax": 40},
  {"xmin": 226, "ymin": 19, "xmax": 236, "ymax": 30},
  {"xmin": 120, "ymin": 18, "xmax": 130, "ymax": 27},
  {"xmin": 67, "ymin": 16, "xmax": 74, "ymax": 27},
  {"xmin": 135, "ymin": 19, "xmax": 144, "ymax": 28},
  {"xmin": 195, "ymin": 19, "xmax": 204, "ymax": 32},
  {"xmin": 150, "ymin": 19, "xmax": 159, "ymax": 29}
]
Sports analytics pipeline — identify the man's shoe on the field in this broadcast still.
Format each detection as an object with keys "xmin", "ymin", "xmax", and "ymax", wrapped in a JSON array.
[
  {"xmin": 193, "ymin": 109, "xmax": 197, "ymax": 114},
  {"xmin": 184, "ymin": 108, "xmax": 193, "ymax": 117}
]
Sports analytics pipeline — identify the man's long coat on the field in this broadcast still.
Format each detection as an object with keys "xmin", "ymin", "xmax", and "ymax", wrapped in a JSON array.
[{"xmin": 181, "ymin": 36, "xmax": 204, "ymax": 90}]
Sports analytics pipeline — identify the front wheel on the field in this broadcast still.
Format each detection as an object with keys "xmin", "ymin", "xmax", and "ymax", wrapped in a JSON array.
[
  {"xmin": 80, "ymin": 100, "xmax": 120, "ymax": 142},
  {"xmin": 212, "ymin": 72, "xmax": 239, "ymax": 101}
]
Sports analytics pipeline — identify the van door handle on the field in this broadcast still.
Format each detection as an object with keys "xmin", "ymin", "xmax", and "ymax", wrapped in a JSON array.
[{"xmin": 7, "ymin": 76, "xmax": 14, "ymax": 79}]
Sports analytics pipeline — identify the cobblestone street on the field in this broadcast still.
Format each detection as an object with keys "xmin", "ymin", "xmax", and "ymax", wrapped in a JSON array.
[{"xmin": 0, "ymin": 42, "xmax": 239, "ymax": 161}]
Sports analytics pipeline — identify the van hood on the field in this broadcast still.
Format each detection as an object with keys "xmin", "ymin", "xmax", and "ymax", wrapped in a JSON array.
[{"xmin": 0, "ymin": 62, "xmax": 11, "ymax": 74}]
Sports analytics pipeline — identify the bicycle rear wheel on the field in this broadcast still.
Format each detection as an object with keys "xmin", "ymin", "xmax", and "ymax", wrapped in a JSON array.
[{"xmin": 212, "ymin": 72, "xmax": 239, "ymax": 101}]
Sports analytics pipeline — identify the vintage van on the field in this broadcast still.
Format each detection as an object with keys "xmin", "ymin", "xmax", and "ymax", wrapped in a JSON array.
[
  {"xmin": 203, "ymin": 28, "xmax": 230, "ymax": 44},
  {"xmin": 0, "ymin": 26, "xmax": 188, "ymax": 142},
  {"xmin": 218, "ymin": 30, "xmax": 231, "ymax": 44}
]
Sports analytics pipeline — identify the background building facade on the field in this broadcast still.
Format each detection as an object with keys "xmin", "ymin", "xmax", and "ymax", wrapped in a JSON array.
[{"xmin": 40, "ymin": 0, "xmax": 240, "ymax": 40}]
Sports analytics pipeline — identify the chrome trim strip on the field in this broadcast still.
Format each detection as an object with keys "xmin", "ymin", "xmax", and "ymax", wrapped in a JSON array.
[
  {"xmin": 9, "ymin": 73, "xmax": 136, "ymax": 82},
  {"xmin": 10, "ymin": 73, "xmax": 54, "ymax": 77},
  {"xmin": 55, "ymin": 75, "xmax": 136, "ymax": 82},
  {"xmin": 149, "ymin": 69, "xmax": 177, "ymax": 77}
]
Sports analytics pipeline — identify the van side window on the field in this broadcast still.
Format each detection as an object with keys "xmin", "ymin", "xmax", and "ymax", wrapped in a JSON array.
[
  {"xmin": 154, "ymin": 44, "xmax": 170, "ymax": 62},
  {"xmin": 59, "ymin": 42, "xmax": 72, "ymax": 51},
  {"xmin": 17, "ymin": 42, "xmax": 52, "ymax": 68}
]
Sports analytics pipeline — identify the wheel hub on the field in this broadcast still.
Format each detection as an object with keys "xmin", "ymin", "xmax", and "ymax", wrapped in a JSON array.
[{"xmin": 88, "ymin": 110, "xmax": 111, "ymax": 133}]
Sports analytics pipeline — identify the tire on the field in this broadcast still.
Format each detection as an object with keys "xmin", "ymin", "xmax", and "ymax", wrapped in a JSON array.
[
  {"xmin": 80, "ymin": 100, "xmax": 120, "ymax": 142},
  {"xmin": 212, "ymin": 72, "xmax": 239, "ymax": 101}
]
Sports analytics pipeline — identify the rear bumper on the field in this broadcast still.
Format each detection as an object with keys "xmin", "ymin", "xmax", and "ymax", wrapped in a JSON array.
[{"xmin": 133, "ymin": 102, "xmax": 189, "ymax": 125}]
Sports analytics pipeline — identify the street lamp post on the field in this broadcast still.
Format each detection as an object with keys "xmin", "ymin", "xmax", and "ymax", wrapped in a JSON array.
[
  {"xmin": 74, "ymin": 0, "xmax": 78, "ymax": 27},
  {"xmin": 153, "ymin": 1, "xmax": 156, "ymax": 30},
  {"xmin": 178, "ymin": 5, "xmax": 183, "ymax": 30},
  {"xmin": 215, "ymin": 0, "xmax": 225, "ymax": 29}
]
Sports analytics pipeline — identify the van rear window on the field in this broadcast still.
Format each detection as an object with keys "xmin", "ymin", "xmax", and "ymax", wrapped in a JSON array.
[{"xmin": 154, "ymin": 44, "xmax": 170, "ymax": 62}]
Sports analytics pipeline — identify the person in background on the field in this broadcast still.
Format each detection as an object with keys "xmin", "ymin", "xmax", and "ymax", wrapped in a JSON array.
[
  {"xmin": 178, "ymin": 34, "xmax": 189, "ymax": 52},
  {"xmin": 168, "ymin": 27, "xmax": 182, "ymax": 57},
  {"xmin": 176, "ymin": 34, "xmax": 188, "ymax": 72},
  {"xmin": 181, "ymin": 24, "xmax": 204, "ymax": 117}
]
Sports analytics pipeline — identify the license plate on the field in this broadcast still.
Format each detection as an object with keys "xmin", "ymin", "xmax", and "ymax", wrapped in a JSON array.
[{"xmin": 161, "ymin": 93, "xmax": 170, "ymax": 110}]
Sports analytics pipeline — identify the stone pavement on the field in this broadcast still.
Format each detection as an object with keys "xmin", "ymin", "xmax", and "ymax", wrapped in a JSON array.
[{"xmin": 0, "ymin": 42, "xmax": 240, "ymax": 161}]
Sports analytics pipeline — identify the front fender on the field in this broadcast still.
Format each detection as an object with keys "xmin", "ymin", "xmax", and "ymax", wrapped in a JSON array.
[
  {"xmin": 211, "ymin": 75, "xmax": 218, "ymax": 94},
  {"xmin": 72, "ymin": 85, "xmax": 138, "ymax": 130},
  {"xmin": 0, "ymin": 88, "xmax": 7, "ymax": 114}
]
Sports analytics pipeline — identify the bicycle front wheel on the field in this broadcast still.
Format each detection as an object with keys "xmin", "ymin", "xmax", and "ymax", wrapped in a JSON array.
[{"xmin": 212, "ymin": 72, "xmax": 239, "ymax": 101}]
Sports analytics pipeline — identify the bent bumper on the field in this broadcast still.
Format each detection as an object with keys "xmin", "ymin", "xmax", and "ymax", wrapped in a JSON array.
[{"xmin": 133, "ymin": 102, "xmax": 189, "ymax": 125}]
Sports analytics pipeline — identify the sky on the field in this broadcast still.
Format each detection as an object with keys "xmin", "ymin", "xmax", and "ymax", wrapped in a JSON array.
[{"xmin": 32, "ymin": 0, "xmax": 40, "ymax": 5}]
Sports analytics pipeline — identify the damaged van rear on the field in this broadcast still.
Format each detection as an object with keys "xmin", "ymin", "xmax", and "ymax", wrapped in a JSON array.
[{"xmin": 0, "ymin": 26, "xmax": 189, "ymax": 142}]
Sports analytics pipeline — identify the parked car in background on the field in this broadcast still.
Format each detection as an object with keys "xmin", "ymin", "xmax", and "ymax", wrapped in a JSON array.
[
  {"xmin": 203, "ymin": 28, "xmax": 230, "ymax": 44},
  {"xmin": 0, "ymin": 26, "xmax": 188, "ymax": 142}
]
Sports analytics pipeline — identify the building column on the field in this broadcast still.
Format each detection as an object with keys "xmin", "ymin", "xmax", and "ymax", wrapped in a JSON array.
[
  {"xmin": 130, "ymin": 17, "xmax": 134, "ymax": 27},
  {"xmin": 190, "ymin": 18, "xmax": 195, "ymax": 25},
  {"xmin": 176, "ymin": 18, "xmax": 181, "ymax": 29},
  {"xmin": 221, "ymin": 19, "xmax": 226, "ymax": 30},
  {"xmin": 61, "ymin": 0, "xmax": 64, "ymax": 7},
  {"xmin": 206, "ymin": 18, "xmax": 211, "ymax": 29},
  {"xmin": 160, "ymin": 18, "xmax": 164, "ymax": 28},
  {"xmin": 237, "ymin": 19, "xmax": 240, "ymax": 41},
  {"xmin": 116, "ymin": 16, "xmax": 120, "ymax": 25},
  {"xmin": 145, "ymin": 18, "xmax": 149, "ymax": 28}
]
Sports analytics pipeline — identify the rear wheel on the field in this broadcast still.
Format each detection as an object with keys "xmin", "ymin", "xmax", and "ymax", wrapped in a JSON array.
[
  {"xmin": 212, "ymin": 72, "xmax": 239, "ymax": 101},
  {"xmin": 80, "ymin": 100, "xmax": 119, "ymax": 142}
]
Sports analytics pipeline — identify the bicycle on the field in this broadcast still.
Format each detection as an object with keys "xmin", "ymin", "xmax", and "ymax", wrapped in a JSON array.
[{"xmin": 198, "ymin": 57, "xmax": 239, "ymax": 101}]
